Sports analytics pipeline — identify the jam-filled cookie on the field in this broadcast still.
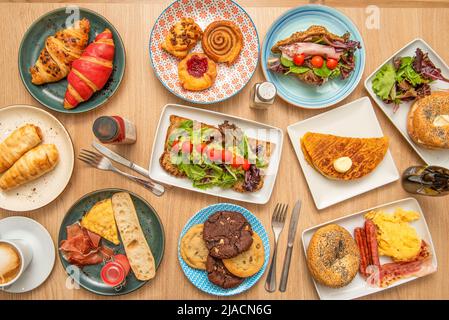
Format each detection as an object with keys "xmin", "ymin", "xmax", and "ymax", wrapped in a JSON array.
[
  {"xmin": 202, "ymin": 20, "xmax": 243, "ymax": 65},
  {"xmin": 161, "ymin": 17, "xmax": 202, "ymax": 59},
  {"xmin": 178, "ymin": 53, "xmax": 217, "ymax": 91}
]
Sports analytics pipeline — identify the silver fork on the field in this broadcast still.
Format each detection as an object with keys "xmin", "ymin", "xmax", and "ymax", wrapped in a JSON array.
[
  {"xmin": 265, "ymin": 203, "xmax": 288, "ymax": 292},
  {"xmin": 78, "ymin": 149, "xmax": 164, "ymax": 197}
]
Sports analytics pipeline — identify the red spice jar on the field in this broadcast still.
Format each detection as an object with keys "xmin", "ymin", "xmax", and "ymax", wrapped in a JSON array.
[
  {"xmin": 101, "ymin": 254, "xmax": 131, "ymax": 288},
  {"xmin": 93, "ymin": 116, "xmax": 137, "ymax": 145}
]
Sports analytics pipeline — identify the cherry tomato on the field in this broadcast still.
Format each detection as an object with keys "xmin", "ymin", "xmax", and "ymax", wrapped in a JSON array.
[
  {"xmin": 311, "ymin": 55, "xmax": 324, "ymax": 68},
  {"xmin": 206, "ymin": 148, "xmax": 222, "ymax": 162},
  {"xmin": 181, "ymin": 141, "xmax": 193, "ymax": 154},
  {"xmin": 195, "ymin": 143, "xmax": 207, "ymax": 154},
  {"xmin": 242, "ymin": 159, "xmax": 251, "ymax": 171},
  {"xmin": 293, "ymin": 54, "xmax": 305, "ymax": 66},
  {"xmin": 326, "ymin": 58, "xmax": 338, "ymax": 70},
  {"xmin": 231, "ymin": 155, "xmax": 244, "ymax": 168},
  {"xmin": 222, "ymin": 150, "xmax": 233, "ymax": 163},
  {"xmin": 171, "ymin": 140, "xmax": 180, "ymax": 153}
]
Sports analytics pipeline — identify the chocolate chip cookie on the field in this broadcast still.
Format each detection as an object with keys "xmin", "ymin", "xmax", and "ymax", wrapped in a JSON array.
[
  {"xmin": 206, "ymin": 255, "xmax": 244, "ymax": 289},
  {"xmin": 203, "ymin": 211, "xmax": 253, "ymax": 259},
  {"xmin": 180, "ymin": 224, "xmax": 208, "ymax": 270}
]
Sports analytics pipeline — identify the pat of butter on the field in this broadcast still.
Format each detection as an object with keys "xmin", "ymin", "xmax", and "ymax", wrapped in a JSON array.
[
  {"xmin": 333, "ymin": 157, "xmax": 352, "ymax": 173},
  {"xmin": 433, "ymin": 115, "xmax": 449, "ymax": 127}
]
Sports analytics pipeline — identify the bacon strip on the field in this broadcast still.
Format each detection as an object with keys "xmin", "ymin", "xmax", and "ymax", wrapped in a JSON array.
[{"xmin": 354, "ymin": 227, "xmax": 370, "ymax": 277}]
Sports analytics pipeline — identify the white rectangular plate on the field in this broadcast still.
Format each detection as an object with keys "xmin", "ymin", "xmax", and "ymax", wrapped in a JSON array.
[
  {"xmin": 287, "ymin": 96, "xmax": 399, "ymax": 210},
  {"xmin": 365, "ymin": 38, "xmax": 449, "ymax": 167},
  {"xmin": 302, "ymin": 197, "xmax": 438, "ymax": 300},
  {"xmin": 148, "ymin": 104, "xmax": 283, "ymax": 204}
]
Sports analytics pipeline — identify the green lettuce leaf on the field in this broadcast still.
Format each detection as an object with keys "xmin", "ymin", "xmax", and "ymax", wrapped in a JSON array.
[{"xmin": 372, "ymin": 64, "xmax": 396, "ymax": 100}]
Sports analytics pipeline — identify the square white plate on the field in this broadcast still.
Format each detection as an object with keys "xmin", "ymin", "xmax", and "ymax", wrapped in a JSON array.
[
  {"xmin": 287, "ymin": 96, "xmax": 399, "ymax": 210},
  {"xmin": 148, "ymin": 104, "xmax": 283, "ymax": 204},
  {"xmin": 365, "ymin": 38, "xmax": 449, "ymax": 167},
  {"xmin": 301, "ymin": 197, "xmax": 438, "ymax": 300}
]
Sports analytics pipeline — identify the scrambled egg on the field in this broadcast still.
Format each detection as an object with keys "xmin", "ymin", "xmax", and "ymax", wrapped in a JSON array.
[
  {"xmin": 81, "ymin": 199, "xmax": 120, "ymax": 245},
  {"xmin": 364, "ymin": 208, "xmax": 421, "ymax": 262}
]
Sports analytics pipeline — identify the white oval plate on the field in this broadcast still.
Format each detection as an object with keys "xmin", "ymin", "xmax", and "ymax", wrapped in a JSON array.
[
  {"xmin": 0, "ymin": 105, "xmax": 74, "ymax": 211},
  {"xmin": 0, "ymin": 216, "xmax": 55, "ymax": 293}
]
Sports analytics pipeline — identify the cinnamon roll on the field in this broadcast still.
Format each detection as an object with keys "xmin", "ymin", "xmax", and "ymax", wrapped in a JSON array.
[{"xmin": 202, "ymin": 20, "xmax": 243, "ymax": 65}]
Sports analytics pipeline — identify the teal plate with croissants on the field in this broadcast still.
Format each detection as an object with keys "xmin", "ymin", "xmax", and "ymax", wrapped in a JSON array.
[
  {"xmin": 58, "ymin": 188, "xmax": 165, "ymax": 296},
  {"xmin": 18, "ymin": 7, "xmax": 125, "ymax": 113}
]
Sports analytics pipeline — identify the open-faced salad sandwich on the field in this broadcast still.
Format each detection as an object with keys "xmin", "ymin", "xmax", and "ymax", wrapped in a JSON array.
[
  {"xmin": 267, "ymin": 25, "xmax": 361, "ymax": 86},
  {"xmin": 372, "ymin": 48, "xmax": 449, "ymax": 112},
  {"xmin": 159, "ymin": 115, "xmax": 273, "ymax": 192}
]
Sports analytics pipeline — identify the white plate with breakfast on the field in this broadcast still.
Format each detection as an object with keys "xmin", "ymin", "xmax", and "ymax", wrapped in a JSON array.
[
  {"xmin": 302, "ymin": 197, "xmax": 437, "ymax": 300},
  {"xmin": 0, "ymin": 216, "xmax": 55, "ymax": 293},
  {"xmin": 365, "ymin": 38, "xmax": 449, "ymax": 167},
  {"xmin": 287, "ymin": 97, "xmax": 399, "ymax": 209},
  {"xmin": 148, "ymin": 104, "xmax": 283, "ymax": 204},
  {"xmin": 0, "ymin": 105, "xmax": 74, "ymax": 211}
]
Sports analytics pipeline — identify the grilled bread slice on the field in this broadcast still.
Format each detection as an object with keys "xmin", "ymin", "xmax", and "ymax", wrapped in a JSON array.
[
  {"xmin": 301, "ymin": 132, "xmax": 389, "ymax": 180},
  {"xmin": 160, "ymin": 115, "xmax": 273, "ymax": 192}
]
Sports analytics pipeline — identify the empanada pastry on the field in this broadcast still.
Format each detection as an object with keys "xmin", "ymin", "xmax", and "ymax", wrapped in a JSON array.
[
  {"xmin": 30, "ymin": 18, "xmax": 90, "ymax": 85},
  {"xmin": 0, "ymin": 124, "xmax": 42, "ymax": 173},
  {"xmin": 0, "ymin": 144, "xmax": 59, "ymax": 191}
]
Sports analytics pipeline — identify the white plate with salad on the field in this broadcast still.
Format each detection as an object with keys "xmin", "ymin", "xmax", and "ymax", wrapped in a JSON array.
[
  {"xmin": 365, "ymin": 38, "xmax": 449, "ymax": 167},
  {"xmin": 148, "ymin": 104, "xmax": 283, "ymax": 204}
]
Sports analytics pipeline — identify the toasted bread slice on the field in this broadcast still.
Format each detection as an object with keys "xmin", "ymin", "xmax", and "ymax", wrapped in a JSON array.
[
  {"xmin": 271, "ymin": 25, "xmax": 346, "ymax": 53},
  {"xmin": 160, "ymin": 115, "xmax": 274, "ymax": 192}
]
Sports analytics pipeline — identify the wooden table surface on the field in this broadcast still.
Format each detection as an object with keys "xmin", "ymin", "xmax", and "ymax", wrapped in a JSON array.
[{"xmin": 1, "ymin": 0, "xmax": 449, "ymax": 300}]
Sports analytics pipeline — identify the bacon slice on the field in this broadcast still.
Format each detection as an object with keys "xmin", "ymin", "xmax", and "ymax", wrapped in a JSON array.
[
  {"xmin": 279, "ymin": 42, "xmax": 342, "ymax": 60},
  {"xmin": 365, "ymin": 220, "xmax": 380, "ymax": 268},
  {"xmin": 366, "ymin": 241, "xmax": 435, "ymax": 287},
  {"xmin": 59, "ymin": 222, "xmax": 113, "ymax": 267},
  {"xmin": 354, "ymin": 227, "xmax": 370, "ymax": 277}
]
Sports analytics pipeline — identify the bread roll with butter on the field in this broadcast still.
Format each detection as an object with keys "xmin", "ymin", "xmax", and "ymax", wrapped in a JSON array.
[{"xmin": 111, "ymin": 192, "xmax": 156, "ymax": 281}]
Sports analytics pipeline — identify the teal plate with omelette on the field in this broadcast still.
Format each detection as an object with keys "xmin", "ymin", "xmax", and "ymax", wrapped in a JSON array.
[
  {"xmin": 18, "ymin": 7, "xmax": 125, "ymax": 113},
  {"xmin": 261, "ymin": 4, "xmax": 365, "ymax": 109},
  {"xmin": 58, "ymin": 188, "xmax": 164, "ymax": 296}
]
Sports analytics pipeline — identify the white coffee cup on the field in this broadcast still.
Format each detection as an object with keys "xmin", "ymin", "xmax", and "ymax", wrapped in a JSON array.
[{"xmin": 0, "ymin": 239, "xmax": 33, "ymax": 289}]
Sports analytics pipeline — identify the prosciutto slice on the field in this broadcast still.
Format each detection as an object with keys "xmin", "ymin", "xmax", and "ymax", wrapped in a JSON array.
[
  {"xmin": 59, "ymin": 223, "xmax": 113, "ymax": 267},
  {"xmin": 279, "ymin": 42, "xmax": 342, "ymax": 60}
]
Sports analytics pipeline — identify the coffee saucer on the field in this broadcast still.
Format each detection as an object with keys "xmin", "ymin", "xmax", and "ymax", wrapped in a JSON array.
[{"xmin": 0, "ymin": 217, "xmax": 55, "ymax": 293}]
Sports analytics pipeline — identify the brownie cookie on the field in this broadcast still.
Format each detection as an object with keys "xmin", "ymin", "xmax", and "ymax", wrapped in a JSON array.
[
  {"xmin": 203, "ymin": 211, "xmax": 253, "ymax": 259},
  {"xmin": 206, "ymin": 255, "xmax": 244, "ymax": 289}
]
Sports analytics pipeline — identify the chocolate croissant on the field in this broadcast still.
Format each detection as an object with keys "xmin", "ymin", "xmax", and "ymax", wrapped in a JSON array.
[
  {"xmin": 30, "ymin": 18, "xmax": 90, "ymax": 85},
  {"xmin": 0, "ymin": 124, "xmax": 42, "ymax": 173},
  {"xmin": 0, "ymin": 144, "xmax": 59, "ymax": 191}
]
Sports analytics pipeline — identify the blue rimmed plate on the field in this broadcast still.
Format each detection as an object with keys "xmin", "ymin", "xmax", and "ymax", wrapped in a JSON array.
[
  {"xmin": 18, "ymin": 7, "xmax": 126, "ymax": 114},
  {"xmin": 178, "ymin": 203, "xmax": 269, "ymax": 296},
  {"xmin": 261, "ymin": 4, "xmax": 365, "ymax": 109},
  {"xmin": 149, "ymin": 0, "xmax": 259, "ymax": 104}
]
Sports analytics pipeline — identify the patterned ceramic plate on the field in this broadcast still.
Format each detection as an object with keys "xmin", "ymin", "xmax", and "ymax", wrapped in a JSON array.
[
  {"xmin": 261, "ymin": 4, "xmax": 365, "ymax": 109},
  {"xmin": 18, "ymin": 7, "xmax": 126, "ymax": 113},
  {"xmin": 149, "ymin": 0, "xmax": 259, "ymax": 104},
  {"xmin": 178, "ymin": 203, "xmax": 269, "ymax": 296},
  {"xmin": 58, "ymin": 188, "xmax": 165, "ymax": 296}
]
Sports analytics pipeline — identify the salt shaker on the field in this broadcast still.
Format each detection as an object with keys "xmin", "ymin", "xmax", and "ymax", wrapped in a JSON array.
[{"xmin": 250, "ymin": 82, "xmax": 276, "ymax": 110}]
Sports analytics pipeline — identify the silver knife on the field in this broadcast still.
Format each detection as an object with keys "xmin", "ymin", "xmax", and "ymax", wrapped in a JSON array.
[
  {"xmin": 279, "ymin": 200, "xmax": 301, "ymax": 292},
  {"xmin": 92, "ymin": 141, "xmax": 165, "ymax": 195}
]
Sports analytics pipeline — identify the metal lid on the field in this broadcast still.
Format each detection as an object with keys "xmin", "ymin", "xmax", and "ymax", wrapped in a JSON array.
[
  {"xmin": 256, "ymin": 82, "xmax": 276, "ymax": 102},
  {"xmin": 92, "ymin": 116, "xmax": 119, "ymax": 142}
]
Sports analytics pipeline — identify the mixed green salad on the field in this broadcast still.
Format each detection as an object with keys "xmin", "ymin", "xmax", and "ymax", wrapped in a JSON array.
[
  {"xmin": 166, "ymin": 120, "xmax": 269, "ymax": 191},
  {"xmin": 372, "ymin": 48, "xmax": 449, "ymax": 111}
]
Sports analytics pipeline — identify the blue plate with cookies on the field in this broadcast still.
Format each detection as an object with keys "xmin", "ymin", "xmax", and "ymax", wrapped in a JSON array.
[{"xmin": 178, "ymin": 203, "xmax": 269, "ymax": 296}]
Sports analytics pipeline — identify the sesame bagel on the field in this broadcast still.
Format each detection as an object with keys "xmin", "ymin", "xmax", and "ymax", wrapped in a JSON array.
[
  {"xmin": 407, "ymin": 91, "xmax": 449, "ymax": 149},
  {"xmin": 307, "ymin": 224, "xmax": 360, "ymax": 288}
]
